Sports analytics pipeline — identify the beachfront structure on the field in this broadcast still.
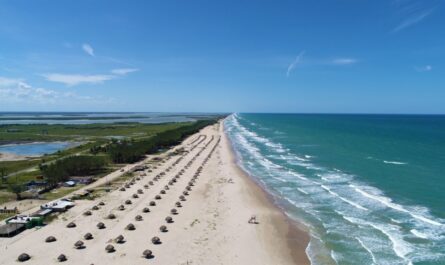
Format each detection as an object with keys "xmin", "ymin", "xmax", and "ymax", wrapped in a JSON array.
[
  {"xmin": 41, "ymin": 199, "xmax": 75, "ymax": 212},
  {"xmin": 0, "ymin": 223, "xmax": 26, "ymax": 238},
  {"xmin": 6, "ymin": 215, "xmax": 44, "ymax": 228}
]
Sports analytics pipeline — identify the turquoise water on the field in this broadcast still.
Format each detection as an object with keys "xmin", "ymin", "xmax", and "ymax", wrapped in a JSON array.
[
  {"xmin": 225, "ymin": 114, "xmax": 445, "ymax": 265},
  {"xmin": 0, "ymin": 142, "xmax": 78, "ymax": 156}
]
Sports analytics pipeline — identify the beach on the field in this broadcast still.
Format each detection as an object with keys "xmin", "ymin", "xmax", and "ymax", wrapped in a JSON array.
[{"xmin": 0, "ymin": 120, "xmax": 310, "ymax": 265}]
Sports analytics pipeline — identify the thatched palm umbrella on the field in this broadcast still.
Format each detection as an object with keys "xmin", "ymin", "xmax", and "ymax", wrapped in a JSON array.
[
  {"xmin": 142, "ymin": 207, "xmax": 150, "ymax": 213},
  {"xmin": 105, "ymin": 244, "xmax": 115, "ymax": 253},
  {"xmin": 120, "ymin": 187, "xmax": 126, "ymax": 191},
  {"xmin": 142, "ymin": 249, "xmax": 153, "ymax": 259},
  {"xmin": 125, "ymin": 184, "xmax": 131, "ymax": 189},
  {"xmin": 135, "ymin": 215, "xmax": 143, "ymax": 221},
  {"xmin": 107, "ymin": 213, "xmax": 116, "ymax": 219},
  {"xmin": 118, "ymin": 205, "xmax": 125, "ymax": 211},
  {"xmin": 170, "ymin": 208, "xmax": 178, "ymax": 215},
  {"xmin": 149, "ymin": 181, "xmax": 154, "ymax": 186},
  {"xmin": 126, "ymin": 223, "xmax": 135, "ymax": 230},
  {"xmin": 160, "ymin": 190, "xmax": 166, "ymax": 194},
  {"xmin": 165, "ymin": 216, "xmax": 173, "ymax": 223},
  {"xmin": 155, "ymin": 195, "xmax": 161, "ymax": 200},
  {"xmin": 57, "ymin": 254, "xmax": 67, "ymax": 262},
  {"xmin": 45, "ymin": 236, "xmax": 57, "ymax": 243},
  {"xmin": 132, "ymin": 194, "xmax": 139, "ymax": 199},
  {"xmin": 151, "ymin": 236, "xmax": 161, "ymax": 244},
  {"xmin": 97, "ymin": 222, "xmax": 106, "ymax": 229},
  {"xmin": 66, "ymin": 222, "xmax": 76, "ymax": 228},
  {"xmin": 159, "ymin": 225, "xmax": 168, "ymax": 232},
  {"xmin": 183, "ymin": 191, "xmax": 189, "ymax": 196},
  {"xmin": 84, "ymin": 233, "xmax": 93, "ymax": 240},
  {"xmin": 179, "ymin": 195, "xmax": 186, "ymax": 201},
  {"xmin": 115, "ymin": 235, "xmax": 125, "ymax": 244},
  {"xmin": 144, "ymin": 185, "xmax": 149, "ymax": 189},
  {"xmin": 164, "ymin": 185, "xmax": 169, "ymax": 190},
  {"xmin": 83, "ymin": 210, "xmax": 92, "ymax": 216},
  {"xmin": 137, "ymin": 189, "xmax": 143, "ymax": 194},
  {"xmin": 17, "ymin": 253, "xmax": 30, "ymax": 262},
  {"xmin": 125, "ymin": 199, "xmax": 132, "ymax": 205},
  {"xmin": 74, "ymin": 240, "xmax": 84, "ymax": 249},
  {"xmin": 175, "ymin": 202, "xmax": 182, "ymax": 207},
  {"xmin": 149, "ymin": 201, "xmax": 156, "ymax": 206},
  {"xmin": 98, "ymin": 201, "xmax": 105, "ymax": 206},
  {"xmin": 186, "ymin": 186, "xmax": 192, "ymax": 191}
]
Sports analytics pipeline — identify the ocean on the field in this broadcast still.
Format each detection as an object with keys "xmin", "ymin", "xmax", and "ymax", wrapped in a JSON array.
[{"xmin": 224, "ymin": 113, "xmax": 445, "ymax": 265}]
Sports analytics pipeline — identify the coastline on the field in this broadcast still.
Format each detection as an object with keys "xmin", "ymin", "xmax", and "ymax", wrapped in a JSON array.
[
  {"xmin": 222, "ymin": 120, "xmax": 311, "ymax": 264},
  {"xmin": 0, "ymin": 121, "xmax": 310, "ymax": 264}
]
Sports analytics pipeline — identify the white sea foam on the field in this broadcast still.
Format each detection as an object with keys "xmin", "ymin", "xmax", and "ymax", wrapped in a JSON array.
[
  {"xmin": 356, "ymin": 237, "xmax": 377, "ymax": 264},
  {"xmin": 383, "ymin": 160, "xmax": 407, "ymax": 165},
  {"xmin": 321, "ymin": 185, "xmax": 368, "ymax": 211},
  {"xmin": 225, "ymin": 114, "xmax": 445, "ymax": 265},
  {"xmin": 350, "ymin": 184, "xmax": 443, "ymax": 227},
  {"xmin": 369, "ymin": 223, "xmax": 412, "ymax": 263},
  {"xmin": 410, "ymin": 229, "xmax": 429, "ymax": 239}
]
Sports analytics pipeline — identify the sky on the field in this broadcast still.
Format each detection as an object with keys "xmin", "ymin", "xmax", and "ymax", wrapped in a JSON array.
[{"xmin": 0, "ymin": 0, "xmax": 444, "ymax": 114}]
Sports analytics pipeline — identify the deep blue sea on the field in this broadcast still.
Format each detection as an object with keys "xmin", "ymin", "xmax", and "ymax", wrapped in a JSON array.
[{"xmin": 225, "ymin": 113, "xmax": 445, "ymax": 265}]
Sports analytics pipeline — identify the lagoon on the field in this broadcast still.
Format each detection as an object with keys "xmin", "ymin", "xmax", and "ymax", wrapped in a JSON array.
[{"xmin": 0, "ymin": 142, "xmax": 78, "ymax": 156}]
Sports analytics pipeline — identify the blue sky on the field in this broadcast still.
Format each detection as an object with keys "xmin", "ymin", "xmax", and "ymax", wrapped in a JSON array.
[{"xmin": 0, "ymin": 0, "xmax": 444, "ymax": 114}]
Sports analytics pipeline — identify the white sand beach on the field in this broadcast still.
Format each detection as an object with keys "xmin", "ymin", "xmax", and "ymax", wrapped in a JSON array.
[{"xmin": 0, "ymin": 120, "xmax": 310, "ymax": 264}]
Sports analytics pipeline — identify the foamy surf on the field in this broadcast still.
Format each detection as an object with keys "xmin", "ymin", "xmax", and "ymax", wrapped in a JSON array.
[{"xmin": 225, "ymin": 113, "xmax": 445, "ymax": 265}]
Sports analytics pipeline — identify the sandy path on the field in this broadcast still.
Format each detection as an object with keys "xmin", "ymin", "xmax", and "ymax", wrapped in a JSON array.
[{"xmin": 0, "ymin": 121, "xmax": 310, "ymax": 265}]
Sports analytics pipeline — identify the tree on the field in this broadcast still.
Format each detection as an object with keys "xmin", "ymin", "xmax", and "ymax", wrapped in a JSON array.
[
  {"xmin": 9, "ymin": 183, "xmax": 26, "ymax": 200},
  {"xmin": 0, "ymin": 167, "xmax": 7, "ymax": 184}
]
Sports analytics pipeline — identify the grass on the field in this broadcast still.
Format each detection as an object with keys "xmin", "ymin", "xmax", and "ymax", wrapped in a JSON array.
[
  {"xmin": 41, "ymin": 186, "xmax": 81, "ymax": 200},
  {"xmin": 0, "ymin": 191, "xmax": 15, "ymax": 205},
  {"xmin": 0, "ymin": 120, "xmax": 216, "ymax": 206},
  {"xmin": 0, "ymin": 122, "xmax": 190, "ymax": 143},
  {"xmin": 0, "ymin": 213, "xmax": 15, "ymax": 221}
]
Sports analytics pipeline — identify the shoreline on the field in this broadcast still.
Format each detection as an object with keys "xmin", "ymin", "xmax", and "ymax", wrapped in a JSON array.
[
  {"xmin": 222, "ymin": 120, "xmax": 311, "ymax": 264},
  {"xmin": 0, "ymin": 121, "xmax": 311, "ymax": 264}
]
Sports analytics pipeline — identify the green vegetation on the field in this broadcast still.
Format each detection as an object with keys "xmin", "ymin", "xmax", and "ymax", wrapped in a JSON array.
[
  {"xmin": 0, "ymin": 122, "xmax": 188, "ymax": 144},
  {"xmin": 41, "ymin": 155, "xmax": 108, "ymax": 186},
  {"xmin": 107, "ymin": 120, "xmax": 216, "ymax": 163},
  {"xmin": 0, "ymin": 118, "xmax": 222, "ymax": 206}
]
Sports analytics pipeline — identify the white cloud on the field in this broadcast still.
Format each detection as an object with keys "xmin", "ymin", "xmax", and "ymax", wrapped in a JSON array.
[
  {"xmin": 42, "ymin": 68, "xmax": 139, "ymax": 86},
  {"xmin": 111, "ymin": 68, "xmax": 139, "ymax": 75},
  {"xmin": 0, "ymin": 77, "xmax": 23, "ymax": 87},
  {"xmin": 42, "ymin": 73, "xmax": 114, "ymax": 86},
  {"xmin": 332, "ymin": 58, "xmax": 358, "ymax": 65},
  {"xmin": 286, "ymin": 51, "xmax": 306, "ymax": 77},
  {"xmin": 415, "ymin": 65, "xmax": 432, "ymax": 72},
  {"xmin": 82, "ymin": 43, "xmax": 95, "ymax": 56},
  {"xmin": 0, "ymin": 76, "xmax": 112, "ymax": 105}
]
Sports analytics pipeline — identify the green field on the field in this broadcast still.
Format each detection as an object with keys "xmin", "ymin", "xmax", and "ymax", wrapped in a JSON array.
[{"xmin": 0, "ymin": 122, "xmax": 190, "ymax": 144}]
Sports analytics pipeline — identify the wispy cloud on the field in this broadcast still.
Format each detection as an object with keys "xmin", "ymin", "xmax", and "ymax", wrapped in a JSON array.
[
  {"xmin": 332, "ymin": 58, "xmax": 358, "ymax": 65},
  {"xmin": 111, "ymin": 68, "xmax": 139, "ymax": 75},
  {"xmin": 286, "ymin": 51, "xmax": 305, "ymax": 77},
  {"xmin": 42, "ymin": 73, "xmax": 114, "ymax": 86},
  {"xmin": 393, "ymin": 9, "xmax": 434, "ymax": 32},
  {"xmin": 42, "ymin": 68, "xmax": 139, "ymax": 86},
  {"xmin": 415, "ymin": 65, "xmax": 432, "ymax": 72},
  {"xmin": 392, "ymin": 0, "xmax": 437, "ymax": 32},
  {"xmin": 82, "ymin": 43, "xmax": 95, "ymax": 56}
]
